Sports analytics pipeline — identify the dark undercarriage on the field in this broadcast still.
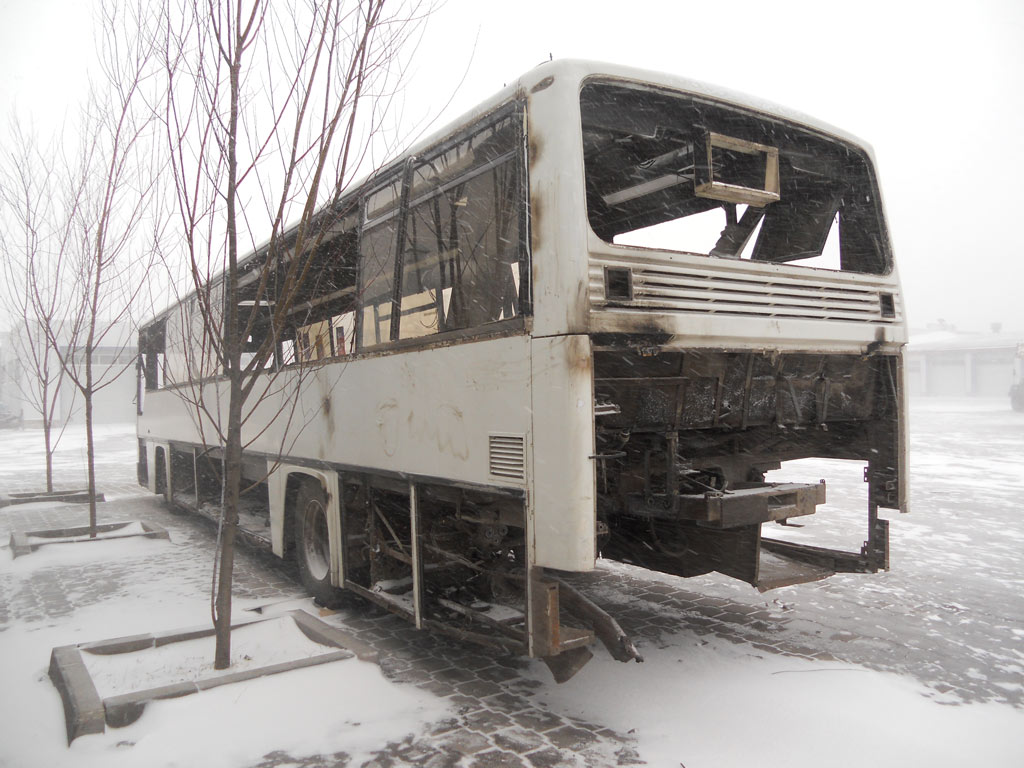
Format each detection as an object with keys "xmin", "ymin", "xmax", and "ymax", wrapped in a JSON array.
[{"xmin": 593, "ymin": 346, "xmax": 902, "ymax": 590}]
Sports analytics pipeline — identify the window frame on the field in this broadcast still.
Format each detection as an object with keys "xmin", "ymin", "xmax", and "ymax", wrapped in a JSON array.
[
  {"xmin": 578, "ymin": 78, "xmax": 894, "ymax": 277},
  {"xmin": 355, "ymin": 101, "xmax": 531, "ymax": 355},
  {"xmin": 144, "ymin": 101, "xmax": 533, "ymax": 388}
]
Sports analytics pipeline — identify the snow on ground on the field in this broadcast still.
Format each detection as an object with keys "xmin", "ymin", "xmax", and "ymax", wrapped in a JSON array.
[
  {"xmin": 0, "ymin": 532, "xmax": 450, "ymax": 768},
  {"xmin": 546, "ymin": 398, "xmax": 1024, "ymax": 766},
  {"xmin": 25, "ymin": 521, "xmax": 149, "ymax": 545},
  {"xmin": 527, "ymin": 635, "xmax": 1024, "ymax": 768},
  {"xmin": 0, "ymin": 619, "xmax": 447, "ymax": 768},
  {"xmin": 2, "ymin": 533, "xmax": 170, "ymax": 575},
  {"xmin": 1, "ymin": 399, "xmax": 1023, "ymax": 767},
  {"xmin": 0, "ymin": 422, "xmax": 141, "ymax": 499},
  {"xmin": 82, "ymin": 615, "xmax": 338, "ymax": 696}
]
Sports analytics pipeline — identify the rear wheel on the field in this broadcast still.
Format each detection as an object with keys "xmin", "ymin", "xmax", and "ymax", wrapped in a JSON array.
[{"xmin": 294, "ymin": 479, "xmax": 350, "ymax": 608}]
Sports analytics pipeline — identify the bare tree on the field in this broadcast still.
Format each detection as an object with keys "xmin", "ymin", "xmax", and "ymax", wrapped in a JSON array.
[
  {"xmin": 0, "ymin": 121, "xmax": 74, "ymax": 492},
  {"xmin": 1, "ymin": 0, "xmax": 165, "ymax": 516},
  {"xmin": 154, "ymin": 0, "xmax": 428, "ymax": 668},
  {"xmin": 26, "ymin": 0, "xmax": 165, "ymax": 537}
]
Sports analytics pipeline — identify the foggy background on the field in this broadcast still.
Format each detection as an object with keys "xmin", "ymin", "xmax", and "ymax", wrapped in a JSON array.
[{"xmin": 2, "ymin": 0, "xmax": 1021, "ymax": 333}]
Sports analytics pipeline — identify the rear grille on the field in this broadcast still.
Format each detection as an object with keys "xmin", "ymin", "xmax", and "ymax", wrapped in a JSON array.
[
  {"xmin": 489, "ymin": 434, "xmax": 526, "ymax": 479},
  {"xmin": 590, "ymin": 253, "xmax": 900, "ymax": 323}
]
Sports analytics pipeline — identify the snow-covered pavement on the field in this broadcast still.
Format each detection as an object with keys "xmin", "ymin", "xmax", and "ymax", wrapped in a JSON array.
[{"xmin": 0, "ymin": 399, "xmax": 1022, "ymax": 767}]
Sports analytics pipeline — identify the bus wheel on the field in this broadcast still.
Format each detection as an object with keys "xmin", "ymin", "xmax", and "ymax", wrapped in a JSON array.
[{"xmin": 295, "ymin": 479, "xmax": 348, "ymax": 608}]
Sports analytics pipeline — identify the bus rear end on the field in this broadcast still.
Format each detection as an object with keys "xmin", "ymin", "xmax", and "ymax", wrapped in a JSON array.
[{"xmin": 541, "ymin": 68, "xmax": 907, "ymax": 593}]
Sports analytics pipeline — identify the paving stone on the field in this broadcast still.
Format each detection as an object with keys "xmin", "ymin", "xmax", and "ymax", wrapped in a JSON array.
[
  {"xmin": 544, "ymin": 725, "xmax": 599, "ymax": 752},
  {"xmin": 418, "ymin": 678, "xmax": 458, "ymax": 698},
  {"xmin": 433, "ymin": 666, "xmax": 476, "ymax": 685},
  {"xmin": 437, "ymin": 728, "xmax": 492, "ymax": 756},
  {"xmin": 455, "ymin": 679, "xmax": 504, "ymax": 698},
  {"xmin": 522, "ymin": 747, "xmax": 570, "ymax": 768},
  {"xmin": 468, "ymin": 749, "xmax": 526, "ymax": 768},
  {"xmin": 457, "ymin": 654, "xmax": 503, "ymax": 672},
  {"xmin": 614, "ymin": 745, "xmax": 645, "ymax": 765},
  {"xmin": 492, "ymin": 726, "xmax": 548, "ymax": 754},
  {"xmin": 509, "ymin": 709, "xmax": 565, "ymax": 733},
  {"xmin": 461, "ymin": 707, "xmax": 513, "ymax": 733},
  {"xmin": 420, "ymin": 751, "xmax": 463, "ymax": 768},
  {"xmin": 476, "ymin": 665, "xmax": 523, "ymax": 684},
  {"xmin": 446, "ymin": 694, "xmax": 486, "ymax": 713},
  {"xmin": 427, "ymin": 717, "xmax": 461, "ymax": 737},
  {"xmin": 481, "ymin": 691, "xmax": 529, "ymax": 712},
  {"xmin": 392, "ymin": 738, "xmax": 440, "ymax": 763}
]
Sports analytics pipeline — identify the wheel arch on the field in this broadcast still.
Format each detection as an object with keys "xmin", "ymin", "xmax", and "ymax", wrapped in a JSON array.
[
  {"xmin": 148, "ymin": 442, "xmax": 170, "ymax": 499},
  {"xmin": 266, "ymin": 462, "xmax": 342, "ymax": 585}
]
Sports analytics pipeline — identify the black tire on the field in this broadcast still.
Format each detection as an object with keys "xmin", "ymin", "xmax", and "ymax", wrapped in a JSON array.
[{"xmin": 294, "ymin": 479, "xmax": 350, "ymax": 608}]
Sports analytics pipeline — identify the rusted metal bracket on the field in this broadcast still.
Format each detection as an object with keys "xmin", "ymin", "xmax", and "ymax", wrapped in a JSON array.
[
  {"xmin": 529, "ymin": 571, "xmax": 594, "ymax": 659},
  {"xmin": 555, "ymin": 578, "xmax": 643, "ymax": 664},
  {"xmin": 761, "ymin": 502, "xmax": 890, "ymax": 576},
  {"xmin": 529, "ymin": 568, "xmax": 642, "ymax": 682}
]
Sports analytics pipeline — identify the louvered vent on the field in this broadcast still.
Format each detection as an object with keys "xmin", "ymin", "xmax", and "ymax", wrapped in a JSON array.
[
  {"xmin": 589, "ymin": 253, "xmax": 901, "ymax": 323},
  {"xmin": 489, "ymin": 434, "xmax": 526, "ymax": 479}
]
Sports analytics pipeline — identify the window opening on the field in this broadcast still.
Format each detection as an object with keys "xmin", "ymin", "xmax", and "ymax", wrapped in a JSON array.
[
  {"xmin": 581, "ymin": 82, "xmax": 890, "ymax": 275},
  {"xmin": 398, "ymin": 112, "xmax": 526, "ymax": 341},
  {"xmin": 275, "ymin": 210, "xmax": 359, "ymax": 364},
  {"xmin": 139, "ymin": 319, "xmax": 166, "ymax": 391},
  {"xmin": 359, "ymin": 180, "xmax": 401, "ymax": 348}
]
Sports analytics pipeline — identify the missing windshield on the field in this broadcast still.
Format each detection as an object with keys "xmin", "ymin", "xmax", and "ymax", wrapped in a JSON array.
[{"xmin": 580, "ymin": 81, "xmax": 890, "ymax": 275}]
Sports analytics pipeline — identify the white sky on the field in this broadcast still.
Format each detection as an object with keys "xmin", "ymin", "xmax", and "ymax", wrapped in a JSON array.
[{"xmin": 2, "ymin": 0, "xmax": 1022, "ymax": 332}]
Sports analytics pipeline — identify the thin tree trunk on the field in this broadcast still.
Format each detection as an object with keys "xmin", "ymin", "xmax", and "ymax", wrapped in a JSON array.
[
  {"xmin": 213, "ymin": 32, "xmax": 245, "ymax": 671},
  {"xmin": 85, "ymin": 391, "xmax": 97, "ymax": 537},
  {"xmin": 43, "ymin": 416, "xmax": 54, "ymax": 493},
  {"xmin": 213, "ymin": 383, "xmax": 243, "ymax": 669}
]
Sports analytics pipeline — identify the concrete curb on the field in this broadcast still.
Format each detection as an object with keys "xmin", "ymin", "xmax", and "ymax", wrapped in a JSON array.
[
  {"xmin": 291, "ymin": 608, "xmax": 379, "ymax": 663},
  {"xmin": 49, "ymin": 610, "xmax": 369, "ymax": 742},
  {"xmin": 49, "ymin": 645, "xmax": 106, "ymax": 744},
  {"xmin": 10, "ymin": 520, "xmax": 169, "ymax": 558},
  {"xmin": 0, "ymin": 489, "xmax": 105, "ymax": 509}
]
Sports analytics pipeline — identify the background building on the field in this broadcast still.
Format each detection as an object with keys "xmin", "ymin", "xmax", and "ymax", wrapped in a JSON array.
[
  {"xmin": 0, "ymin": 321, "xmax": 137, "ymax": 428},
  {"xmin": 907, "ymin": 323, "xmax": 1022, "ymax": 398}
]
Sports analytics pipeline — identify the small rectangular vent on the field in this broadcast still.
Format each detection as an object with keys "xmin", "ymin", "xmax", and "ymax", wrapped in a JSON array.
[
  {"xmin": 489, "ymin": 434, "xmax": 526, "ymax": 479},
  {"xmin": 604, "ymin": 266, "xmax": 633, "ymax": 301},
  {"xmin": 879, "ymin": 292, "xmax": 895, "ymax": 318}
]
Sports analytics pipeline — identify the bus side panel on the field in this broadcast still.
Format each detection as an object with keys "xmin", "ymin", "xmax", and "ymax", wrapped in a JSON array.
[
  {"xmin": 529, "ymin": 334, "xmax": 596, "ymax": 571},
  {"xmin": 138, "ymin": 335, "xmax": 534, "ymax": 490}
]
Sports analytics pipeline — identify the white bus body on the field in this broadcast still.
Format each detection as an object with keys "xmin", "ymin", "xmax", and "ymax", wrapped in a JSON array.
[{"xmin": 138, "ymin": 60, "xmax": 907, "ymax": 679}]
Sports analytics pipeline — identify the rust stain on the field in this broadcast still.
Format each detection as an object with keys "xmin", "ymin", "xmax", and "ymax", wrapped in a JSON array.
[
  {"xmin": 530, "ymin": 191, "xmax": 542, "ymax": 263},
  {"xmin": 530, "ymin": 75, "xmax": 555, "ymax": 94},
  {"xmin": 323, "ymin": 395, "xmax": 334, "ymax": 441},
  {"xmin": 566, "ymin": 335, "xmax": 594, "ymax": 377}
]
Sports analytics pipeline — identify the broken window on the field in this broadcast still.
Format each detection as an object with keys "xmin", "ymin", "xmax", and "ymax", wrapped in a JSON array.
[
  {"xmin": 161, "ymin": 281, "xmax": 224, "ymax": 385},
  {"xmin": 359, "ymin": 180, "xmax": 401, "ymax": 348},
  {"xmin": 273, "ymin": 209, "xmax": 359, "ymax": 364},
  {"xmin": 580, "ymin": 81, "xmax": 891, "ymax": 275},
  {"xmin": 397, "ymin": 111, "xmax": 527, "ymax": 341},
  {"xmin": 138, "ymin": 320, "xmax": 166, "ymax": 391}
]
